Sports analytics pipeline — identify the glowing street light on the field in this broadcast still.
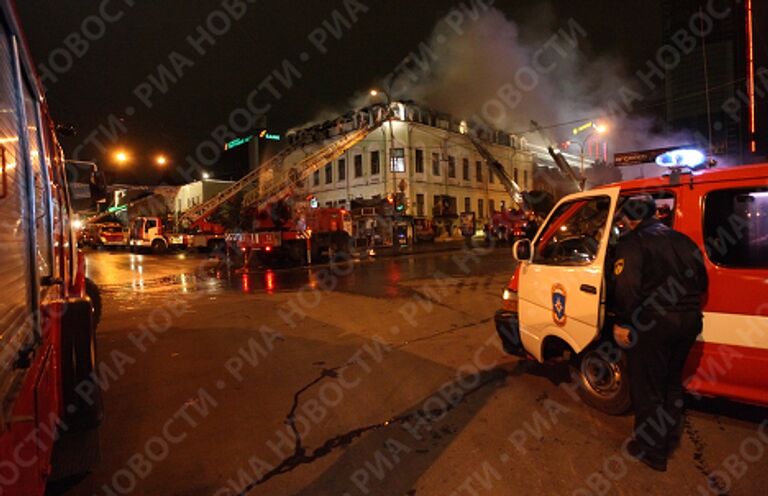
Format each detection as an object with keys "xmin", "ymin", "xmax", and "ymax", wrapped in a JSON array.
[
  {"xmin": 113, "ymin": 149, "xmax": 130, "ymax": 165},
  {"xmin": 202, "ymin": 172, "xmax": 211, "ymax": 180},
  {"xmin": 564, "ymin": 122, "xmax": 610, "ymax": 176},
  {"xmin": 155, "ymin": 154, "xmax": 168, "ymax": 166}
]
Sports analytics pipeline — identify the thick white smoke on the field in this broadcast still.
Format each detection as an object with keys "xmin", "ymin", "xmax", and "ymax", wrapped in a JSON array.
[{"xmin": 365, "ymin": 4, "xmax": 700, "ymax": 163}]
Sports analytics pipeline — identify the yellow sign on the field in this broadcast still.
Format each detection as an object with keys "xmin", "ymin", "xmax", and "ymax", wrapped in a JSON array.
[{"xmin": 572, "ymin": 122, "xmax": 594, "ymax": 136}]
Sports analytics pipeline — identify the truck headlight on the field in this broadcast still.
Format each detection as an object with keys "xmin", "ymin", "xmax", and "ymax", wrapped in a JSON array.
[{"xmin": 502, "ymin": 288, "xmax": 513, "ymax": 301}]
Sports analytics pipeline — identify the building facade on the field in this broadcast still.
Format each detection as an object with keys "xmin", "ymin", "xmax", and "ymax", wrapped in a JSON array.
[
  {"xmin": 273, "ymin": 104, "xmax": 538, "ymax": 228},
  {"xmin": 173, "ymin": 179, "xmax": 234, "ymax": 217}
]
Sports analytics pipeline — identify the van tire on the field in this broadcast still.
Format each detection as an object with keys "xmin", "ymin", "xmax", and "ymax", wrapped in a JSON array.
[{"xmin": 572, "ymin": 343, "xmax": 632, "ymax": 415}]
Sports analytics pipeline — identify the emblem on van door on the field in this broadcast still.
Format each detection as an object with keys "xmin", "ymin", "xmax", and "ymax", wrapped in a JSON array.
[{"xmin": 552, "ymin": 284, "xmax": 567, "ymax": 326}]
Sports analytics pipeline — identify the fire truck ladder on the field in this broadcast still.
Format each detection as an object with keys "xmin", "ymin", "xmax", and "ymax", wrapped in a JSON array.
[
  {"xmin": 180, "ymin": 127, "xmax": 372, "ymax": 226},
  {"xmin": 467, "ymin": 135, "xmax": 525, "ymax": 209},
  {"xmin": 243, "ymin": 126, "xmax": 373, "ymax": 212}
]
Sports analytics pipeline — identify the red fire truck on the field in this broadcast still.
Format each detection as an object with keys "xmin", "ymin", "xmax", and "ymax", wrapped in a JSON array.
[
  {"xmin": 227, "ymin": 200, "xmax": 353, "ymax": 266},
  {"xmin": 0, "ymin": 3, "xmax": 103, "ymax": 494}
]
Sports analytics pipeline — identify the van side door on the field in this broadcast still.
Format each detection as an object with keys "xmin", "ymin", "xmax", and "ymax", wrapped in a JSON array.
[{"xmin": 517, "ymin": 187, "xmax": 620, "ymax": 360}]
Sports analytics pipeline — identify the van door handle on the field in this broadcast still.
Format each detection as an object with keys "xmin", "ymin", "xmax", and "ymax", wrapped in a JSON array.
[{"xmin": 580, "ymin": 284, "xmax": 597, "ymax": 295}]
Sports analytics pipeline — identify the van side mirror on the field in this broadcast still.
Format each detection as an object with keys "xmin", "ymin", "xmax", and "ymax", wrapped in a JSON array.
[{"xmin": 513, "ymin": 239, "xmax": 533, "ymax": 263}]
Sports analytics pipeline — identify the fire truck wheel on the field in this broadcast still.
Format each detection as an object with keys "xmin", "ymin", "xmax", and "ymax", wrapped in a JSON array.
[
  {"xmin": 572, "ymin": 344, "xmax": 632, "ymax": 415},
  {"xmin": 61, "ymin": 298, "xmax": 104, "ymax": 432},
  {"xmin": 85, "ymin": 277, "xmax": 102, "ymax": 330},
  {"xmin": 151, "ymin": 238, "xmax": 167, "ymax": 254}
]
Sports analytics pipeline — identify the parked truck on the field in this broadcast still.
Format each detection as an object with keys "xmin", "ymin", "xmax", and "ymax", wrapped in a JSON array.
[
  {"xmin": 0, "ymin": 3, "xmax": 104, "ymax": 493},
  {"xmin": 227, "ymin": 201, "xmax": 353, "ymax": 266},
  {"xmin": 128, "ymin": 216, "xmax": 225, "ymax": 254}
]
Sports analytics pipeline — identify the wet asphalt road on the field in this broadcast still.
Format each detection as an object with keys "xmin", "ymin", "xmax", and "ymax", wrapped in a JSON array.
[{"xmin": 52, "ymin": 247, "xmax": 768, "ymax": 496}]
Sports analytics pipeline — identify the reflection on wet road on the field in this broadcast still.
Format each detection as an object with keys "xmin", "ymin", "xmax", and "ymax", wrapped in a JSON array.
[{"xmin": 85, "ymin": 248, "xmax": 516, "ymax": 300}]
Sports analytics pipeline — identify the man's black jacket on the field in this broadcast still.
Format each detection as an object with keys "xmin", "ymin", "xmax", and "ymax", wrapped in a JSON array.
[{"xmin": 612, "ymin": 218, "xmax": 709, "ymax": 328}]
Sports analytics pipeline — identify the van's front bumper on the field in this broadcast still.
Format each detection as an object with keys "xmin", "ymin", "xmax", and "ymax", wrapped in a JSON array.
[{"xmin": 494, "ymin": 309, "xmax": 526, "ymax": 357}]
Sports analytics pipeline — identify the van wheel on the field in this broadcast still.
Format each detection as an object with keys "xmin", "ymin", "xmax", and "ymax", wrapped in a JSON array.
[
  {"xmin": 572, "ymin": 344, "xmax": 632, "ymax": 415},
  {"xmin": 151, "ymin": 239, "xmax": 167, "ymax": 254}
]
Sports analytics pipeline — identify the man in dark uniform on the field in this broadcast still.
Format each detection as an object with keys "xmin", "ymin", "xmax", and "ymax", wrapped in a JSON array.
[{"xmin": 611, "ymin": 195, "xmax": 708, "ymax": 471}]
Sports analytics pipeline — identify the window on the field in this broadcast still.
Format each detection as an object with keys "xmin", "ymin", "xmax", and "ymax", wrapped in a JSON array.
[
  {"xmin": 25, "ymin": 90, "xmax": 52, "ymax": 278},
  {"xmin": 478, "ymin": 199, "xmax": 484, "ymax": 218},
  {"xmin": 464, "ymin": 197, "xmax": 471, "ymax": 213},
  {"xmin": 324, "ymin": 163, "xmax": 333, "ymax": 184},
  {"xmin": 145, "ymin": 219, "xmax": 157, "ymax": 231},
  {"xmin": 448, "ymin": 156, "xmax": 456, "ymax": 178},
  {"xmin": 415, "ymin": 149, "xmax": 424, "ymax": 174},
  {"xmin": 391, "ymin": 148, "xmax": 405, "ymax": 172},
  {"xmin": 0, "ymin": 22, "xmax": 36, "ymax": 385},
  {"xmin": 533, "ymin": 196, "xmax": 611, "ymax": 266},
  {"xmin": 416, "ymin": 194, "xmax": 425, "ymax": 216},
  {"xmin": 489, "ymin": 170, "xmax": 495, "ymax": 183},
  {"xmin": 476, "ymin": 161, "xmax": 483, "ymax": 182},
  {"xmin": 489, "ymin": 199, "xmax": 496, "ymax": 214},
  {"xmin": 313, "ymin": 169, "xmax": 320, "ymax": 186},
  {"xmin": 432, "ymin": 153, "xmax": 440, "ymax": 176},
  {"xmin": 369, "ymin": 152, "xmax": 379, "ymax": 176},
  {"xmin": 523, "ymin": 170, "xmax": 528, "ymax": 189},
  {"xmin": 704, "ymin": 187, "xmax": 768, "ymax": 268},
  {"xmin": 462, "ymin": 158, "xmax": 470, "ymax": 180},
  {"xmin": 514, "ymin": 168, "xmax": 519, "ymax": 185},
  {"xmin": 338, "ymin": 159, "xmax": 346, "ymax": 181}
]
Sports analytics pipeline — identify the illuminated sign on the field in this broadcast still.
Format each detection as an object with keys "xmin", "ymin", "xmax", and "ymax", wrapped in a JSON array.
[
  {"xmin": 572, "ymin": 122, "xmax": 594, "ymax": 135},
  {"xmin": 226, "ymin": 131, "xmax": 281, "ymax": 151},
  {"xmin": 224, "ymin": 136, "xmax": 253, "ymax": 151},
  {"xmin": 614, "ymin": 146, "xmax": 695, "ymax": 166},
  {"xmin": 655, "ymin": 148, "xmax": 706, "ymax": 168},
  {"xmin": 259, "ymin": 129, "xmax": 281, "ymax": 141}
]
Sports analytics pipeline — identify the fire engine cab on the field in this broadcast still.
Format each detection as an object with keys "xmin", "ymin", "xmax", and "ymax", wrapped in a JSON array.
[
  {"xmin": 0, "ymin": 2, "xmax": 103, "ymax": 494},
  {"xmin": 496, "ymin": 163, "xmax": 768, "ymax": 414}
]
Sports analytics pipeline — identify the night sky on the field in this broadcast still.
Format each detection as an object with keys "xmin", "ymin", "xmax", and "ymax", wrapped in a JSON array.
[{"xmin": 18, "ymin": 0, "xmax": 666, "ymax": 183}]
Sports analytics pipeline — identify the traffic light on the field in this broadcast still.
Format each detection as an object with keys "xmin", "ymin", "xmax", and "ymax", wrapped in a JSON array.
[{"xmin": 394, "ymin": 193, "xmax": 406, "ymax": 214}]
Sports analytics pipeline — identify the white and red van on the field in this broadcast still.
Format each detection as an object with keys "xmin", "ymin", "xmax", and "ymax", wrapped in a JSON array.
[{"xmin": 496, "ymin": 163, "xmax": 768, "ymax": 413}]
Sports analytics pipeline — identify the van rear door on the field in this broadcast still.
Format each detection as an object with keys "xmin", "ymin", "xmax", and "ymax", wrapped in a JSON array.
[{"xmin": 517, "ymin": 187, "xmax": 620, "ymax": 360}]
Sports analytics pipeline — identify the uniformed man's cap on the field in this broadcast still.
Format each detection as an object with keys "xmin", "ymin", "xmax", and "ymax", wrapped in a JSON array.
[{"xmin": 621, "ymin": 194, "xmax": 656, "ymax": 221}]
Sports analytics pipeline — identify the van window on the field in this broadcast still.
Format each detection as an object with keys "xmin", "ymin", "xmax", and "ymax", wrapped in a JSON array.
[
  {"xmin": 533, "ymin": 196, "xmax": 611, "ymax": 266},
  {"xmin": 704, "ymin": 187, "xmax": 768, "ymax": 268},
  {"xmin": 619, "ymin": 191, "xmax": 676, "ymax": 227}
]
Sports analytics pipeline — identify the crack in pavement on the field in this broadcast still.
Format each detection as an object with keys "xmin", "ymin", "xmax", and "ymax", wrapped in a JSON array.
[
  {"xmin": 394, "ymin": 317, "xmax": 494, "ymax": 349},
  {"xmin": 237, "ymin": 356, "xmax": 508, "ymax": 495},
  {"xmin": 285, "ymin": 367, "xmax": 341, "ymax": 458}
]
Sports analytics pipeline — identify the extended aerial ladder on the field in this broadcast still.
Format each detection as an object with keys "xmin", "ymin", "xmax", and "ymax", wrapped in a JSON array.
[
  {"xmin": 467, "ymin": 135, "xmax": 526, "ymax": 209},
  {"xmin": 180, "ymin": 125, "xmax": 374, "ymax": 228}
]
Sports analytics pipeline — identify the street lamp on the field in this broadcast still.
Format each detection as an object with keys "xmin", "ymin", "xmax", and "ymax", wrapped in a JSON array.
[
  {"xmin": 566, "ymin": 122, "xmax": 608, "ymax": 176},
  {"xmin": 113, "ymin": 149, "xmax": 130, "ymax": 165},
  {"xmin": 202, "ymin": 172, "xmax": 211, "ymax": 180},
  {"xmin": 370, "ymin": 87, "xmax": 401, "ymax": 251},
  {"xmin": 155, "ymin": 154, "xmax": 168, "ymax": 166}
]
